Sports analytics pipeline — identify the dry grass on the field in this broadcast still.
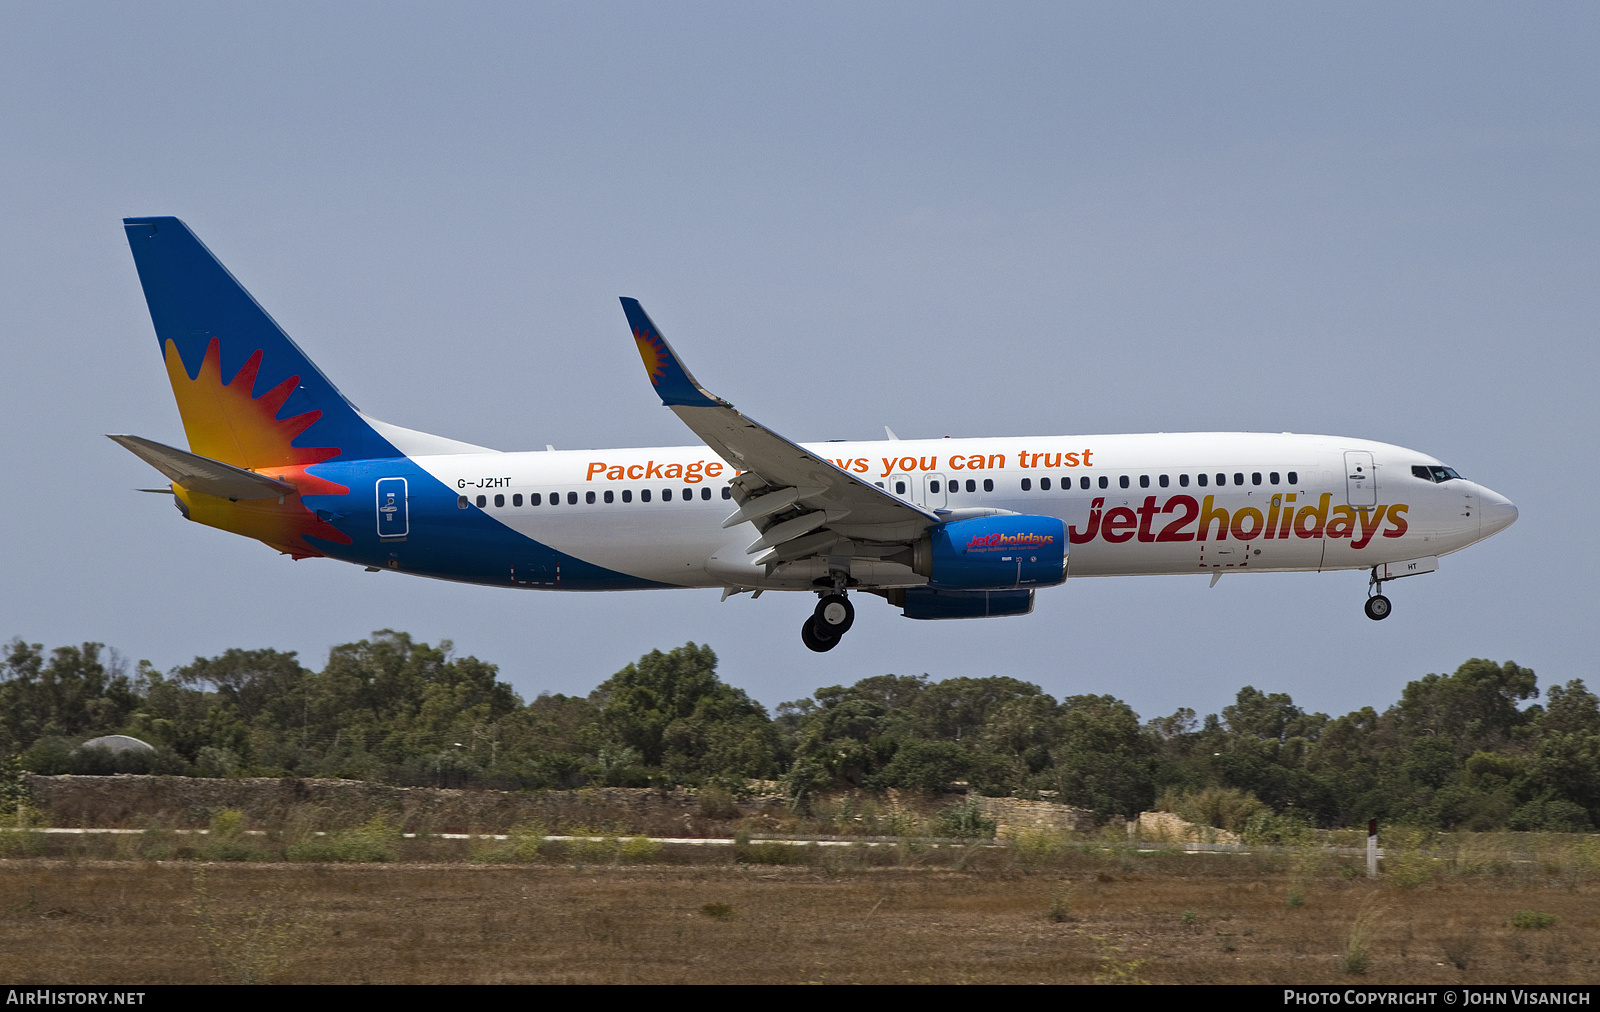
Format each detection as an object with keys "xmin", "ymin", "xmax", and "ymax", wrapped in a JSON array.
[{"xmin": 0, "ymin": 852, "xmax": 1595, "ymax": 984}]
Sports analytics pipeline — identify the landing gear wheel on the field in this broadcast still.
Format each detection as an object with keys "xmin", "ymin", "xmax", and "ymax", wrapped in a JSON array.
[
  {"xmin": 814, "ymin": 594, "xmax": 855, "ymax": 636},
  {"xmin": 801, "ymin": 616, "xmax": 839, "ymax": 652},
  {"xmin": 1364, "ymin": 595, "xmax": 1392, "ymax": 621}
]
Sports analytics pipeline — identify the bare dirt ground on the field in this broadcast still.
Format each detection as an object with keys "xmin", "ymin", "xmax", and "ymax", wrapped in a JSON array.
[{"xmin": 1, "ymin": 855, "xmax": 1594, "ymax": 984}]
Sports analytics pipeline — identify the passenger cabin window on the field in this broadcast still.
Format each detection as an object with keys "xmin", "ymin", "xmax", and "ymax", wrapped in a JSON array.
[
  {"xmin": 567, "ymin": 491, "xmax": 577, "ymax": 505},
  {"xmin": 641, "ymin": 489, "xmax": 651, "ymax": 502},
  {"xmin": 586, "ymin": 491, "xmax": 596, "ymax": 504},
  {"xmin": 1138, "ymin": 475, "xmax": 1149, "ymax": 488},
  {"xmin": 1159, "ymin": 474, "xmax": 1169, "ymax": 487},
  {"xmin": 1216, "ymin": 473, "xmax": 1226, "ymax": 486},
  {"xmin": 721, "ymin": 487, "xmax": 732, "ymax": 499},
  {"xmin": 622, "ymin": 490, "xmax": 632, "ymax": 503},
  {"xmin": 1197, "ymin": 473, "xmax": 1208, "ymax": 487},
  {"xmin": 457, "ymin": 495, "xmax": 469, "ymax": 509},
  {"xmin": 1040, "ymin": 477, "xmax": 1051, "ymax": 490},
  {"xmin": 1251, "ymin": 472, "xmax": 1262, "ymax": 485},
  {"xmin": 1233, "ymin": 473, "xmax": 1244, "ymax": 486},
  {"xmin": 983, "ymin": 478, "xmax": 994, "ymax": 492},
  {"xmin": 1119, "ymin": 475, "xmax": 1130, "ymax": 489},
  {"xmin": 967, "ymin": 479, "xmax": 977, "ymax": 493},
  {"xmin": 930, "ymin": 480, "xmax": 941, "ymax": 493},
  {"xmin": 1081, "ymin": 476, "xmax": 1090, "ymax": 490},
  {"xmin": 1020, "ymin": 478, "xmax": 1031, "ymax": 491},
  {"xmin": 1098, "ymin": 476, "xmax": 1108, "ymax": 489},
  {"xmin": 494, "ymin": 494, "xmax": 504, "ymax": 508},
  {"xmin": 895, "ymin": 480, "xmax": 907, "ymax": 494},
  {"xmin": 529, "ymin": 493, "xmax": 541, "ymax": 506},
  {"xmin": 1288, "ymin": 471, "xmax": 1299, "ymax": 484},
  {"xmin": 475, "ymin": 494, "xmax": 486, "ymax": 508},
  {"xmin": 663, "ymin": 488, "xmax": 672, "ymax": 501},
  {"xmin": 513, "ymin": 493, "xmax": 523, "ymax": 507},
  {"xmin": 1178, "ymin": 474, "xmax": 1189, "ymax": 487},
  {"xmin": 702, "ymin": 487, "xmax": 712, "ymax": 500},
  {"xmin": 604, "ymin": 490, "xmax": 614, "ymax": 503},
  {"xmin": 1269, "ymin": 472, "xmax": 1279, "ymax": 485}
]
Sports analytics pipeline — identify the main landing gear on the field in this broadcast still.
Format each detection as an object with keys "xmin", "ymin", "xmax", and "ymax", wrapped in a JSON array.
[
  {"xmin": 801, "ymin": 577, "xmax": 856, "ymax": 652},
  {"xmin": 1365, "ymin": 566, "xmax": 1392, "ymax": 621}
]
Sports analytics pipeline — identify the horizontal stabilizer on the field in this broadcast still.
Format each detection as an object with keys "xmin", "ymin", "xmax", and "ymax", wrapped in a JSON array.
[{"xmin": 108, "ymin": 434, "xmax": 297, "ymax": 501}]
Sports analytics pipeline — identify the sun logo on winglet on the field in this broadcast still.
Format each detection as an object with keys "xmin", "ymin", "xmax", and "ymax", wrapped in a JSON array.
[{"xmin": 634, "ymin": 327, "xmax": 668, "ymax": 386}]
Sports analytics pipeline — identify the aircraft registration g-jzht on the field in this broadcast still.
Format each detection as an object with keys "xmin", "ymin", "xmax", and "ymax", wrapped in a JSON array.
[{"xmin": 113, "ymin": 217, "xmax": 1518, "ymax": 652}]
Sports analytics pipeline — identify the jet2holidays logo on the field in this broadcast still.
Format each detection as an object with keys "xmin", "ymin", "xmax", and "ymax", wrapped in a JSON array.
[{"xmin": 1069, "ymin": 494, "xmax": 1409, "ymax": 547}]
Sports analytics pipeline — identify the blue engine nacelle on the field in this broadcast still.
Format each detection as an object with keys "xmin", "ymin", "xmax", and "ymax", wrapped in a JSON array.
[{"xmin": 907, "ymin": 514, "xmax": 1067, "ymax": 591}]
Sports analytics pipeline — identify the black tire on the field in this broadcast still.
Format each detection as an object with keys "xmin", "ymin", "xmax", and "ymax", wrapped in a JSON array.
[
  {"xmin": 801, "ymin": 616, "xmax": 839, "ymax": 652},
  {"xmin": 1364, "ymin": 595, "xmax": 1392, "ymax": 621},
  {"xmin": 813, "ymin": 593, "xmax": 855, "ymax": 635}
]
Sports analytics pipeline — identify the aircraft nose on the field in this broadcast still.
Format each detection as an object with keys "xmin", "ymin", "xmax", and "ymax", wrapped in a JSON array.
[{"xmin": 1480, "ymin": 490, "xmax": 1518, "ymax": 537}]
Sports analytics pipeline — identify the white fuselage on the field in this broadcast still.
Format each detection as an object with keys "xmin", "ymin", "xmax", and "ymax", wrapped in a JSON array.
[{"xmin": 404, "ymin": 431, "xmax": 1515, "ymax": 591}]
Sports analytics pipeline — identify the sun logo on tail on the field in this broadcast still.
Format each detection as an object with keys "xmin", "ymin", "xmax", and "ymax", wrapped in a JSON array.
[
  {"xmin": 164, "ymin": 337, "xmax": 339, "ymax": 469},
  {"xmin": 162, "ymin": 337, "xmax": 350, "ymax": 558},
  {"xmin": 634, "ymin": 327, "xmax": 668, "ymax": 386}
]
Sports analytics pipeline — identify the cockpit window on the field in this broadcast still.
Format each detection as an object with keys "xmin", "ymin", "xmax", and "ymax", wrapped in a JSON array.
[{"xmin": 1412, "ymin": 464, "xmax": 1463, "ymax": 483}]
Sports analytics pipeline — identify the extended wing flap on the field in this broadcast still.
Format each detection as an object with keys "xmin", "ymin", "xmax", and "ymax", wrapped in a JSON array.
[
  {"xmin": 108, "ymin": 434, "xmax": 298, "ymax": 500},
  {"xmin": 619, "ymin": 299, "xmax": 938, "ymax": 559}
]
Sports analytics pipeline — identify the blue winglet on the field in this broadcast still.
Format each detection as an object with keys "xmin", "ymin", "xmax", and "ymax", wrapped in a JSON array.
[{"xmin": 619, "ymin": 298, "xmax": 726, "ymax": 408}]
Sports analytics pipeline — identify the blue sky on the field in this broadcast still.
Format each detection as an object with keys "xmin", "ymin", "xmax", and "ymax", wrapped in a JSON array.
[{"xmin": 1, "ymin": 3, "xmax": 1595, "ymax": 721}]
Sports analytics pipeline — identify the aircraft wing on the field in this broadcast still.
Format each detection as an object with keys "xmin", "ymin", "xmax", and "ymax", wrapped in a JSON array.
[
  {"xmin": 620, "ymin": 298, "xmax": 939, "ymax": 567},
  {"xmin": 109, "ymin": 434, "xmax": 298, "ymax": 500}
]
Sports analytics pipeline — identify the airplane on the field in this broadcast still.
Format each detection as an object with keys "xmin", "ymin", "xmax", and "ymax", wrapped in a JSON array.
[{"xmin": 112, "ymin": 217, "xmax": 1518, "ymax": 652}]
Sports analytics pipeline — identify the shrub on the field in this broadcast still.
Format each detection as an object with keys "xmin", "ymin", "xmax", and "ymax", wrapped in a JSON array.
[
  {"xmin": 286, "ymin": 816, "xmax": 399, "ymax": 862},
  {"xmin": 736, "ymin": 841, "xmax": 809, "ymax": 865},
  {"xmin": 1240, "ymin": 808, "xmax": 1314, "ymax": 846},
  {"xmin": 1382, "ymin": 825, "xmax": 1438, "ymax": 888},
  {"xmin": 933, "ymin": 800, "xmax": 996, "ymax": 839},
  {"xmin": 563, "ymin": 827, "xmax": 618, "ymax": 864},
  {"xmin": 1007, "ymin": 827, "xmax": 1067, "ymax": 868},
  {"xmin": 617, "ymin": 835, "xmax": 661, "ymax": 863},
  {"xmin": 1154, "ymin": 786, "xmax": 1268, "ymax": 834},
  {"xmin": 19, "ymin": 738, "xmax": 73, "ymax": 775},
  {"xmin": 696, "ymin": 787, "xmax": 740, "ymax": 820},
  {"xmin": 0, "ymin": 826, "xmax": 44, "ymax": 858},
  {"xmin": 1047, "ymin": 886, "xmax": 1073, "ymax": 923},
  {"xmin": 1084, "ymin": 932, "xmax": 1147, "ymax": 985},
  {"xmin": 1510, "ymin": 910, "xmax": 1558, "ymax": 930},
  {"xmin": 872, "ymin": 741, "xmax": 971, "ymax": 792},
  {"xmin": 201, "ymin": 808, "xmax": 265, "ymax": 862},
  {"xmin": 0, "ymin": 754, "xmax": 30, "ymax": 816},
  {"xmin": 1342, "ymin": 896, "xmax": 1387, "ymax": 975}
]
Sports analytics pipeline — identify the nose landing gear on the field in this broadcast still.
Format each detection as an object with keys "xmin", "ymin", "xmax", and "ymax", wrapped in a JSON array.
[
  {"xmin": 1365, "ymin": 566, "xmax": 1392, "ymax": 621},
  {"xmin": 801, "ymin": 575, "xmax": 856, "ymax": 652}
]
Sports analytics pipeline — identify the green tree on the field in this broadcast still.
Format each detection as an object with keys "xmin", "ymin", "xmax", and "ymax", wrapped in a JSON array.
[
  {"xmin": 1051, "ymin": 694, "xmax": 1156, "ymax": 819},
  {"xmin": 591, "ymin": 643, "xmax": 779, "ymax": 781}
]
